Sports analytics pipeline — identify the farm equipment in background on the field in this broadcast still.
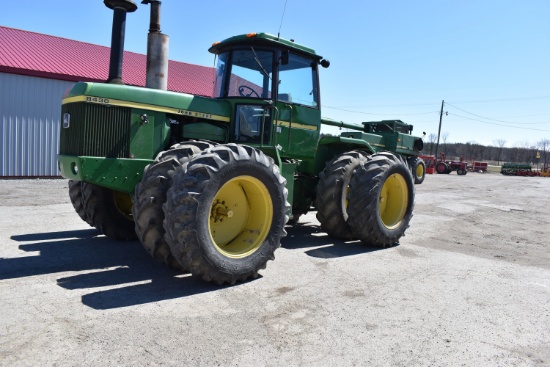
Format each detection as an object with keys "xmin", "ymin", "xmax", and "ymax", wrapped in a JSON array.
[
  {"xmin": 434, "ymin": 153, "xmax": 468, "ymax": 175},
  {"xmin": 419, "ymin": 153, "xmax": 467, "ymax": 175},
  {"xmin": 358, "ymin": 120, "xmax": 426, "ymax": 184},
  {"xmin": 57, "ymin": 1, "xmax": 424, "ymax": 285},
  {"xmin": 469, "ymin": 161, "xmax": 488, "ymax": 173},
  {"xmin": 500, "ymin": 163, "xmax": 550, "ymax": 177},
  {"xmin": 501, "ymin": 163, "xmax": 539, "ymax": 176},
  {"xmin": 419, "ymin": 154, "xmax": 436, "ymax": 174}
]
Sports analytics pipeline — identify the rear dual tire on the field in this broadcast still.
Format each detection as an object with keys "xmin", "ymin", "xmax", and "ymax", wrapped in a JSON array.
[
  {"xmin": 408, "ymin": 156, "xmax": 426, "ymax": 184},
  {"xmin": 315, "ymin": 151, "xmax": 367, "ymax": 240},
  {"xmin": 347, "ymin": 153, "xmax": 415, "ymax": 247}
]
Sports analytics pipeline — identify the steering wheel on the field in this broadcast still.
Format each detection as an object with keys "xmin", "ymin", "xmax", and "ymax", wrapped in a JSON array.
[{"xmin": 238, "ymin": 85, "xmax": 260, "ymax": 98}]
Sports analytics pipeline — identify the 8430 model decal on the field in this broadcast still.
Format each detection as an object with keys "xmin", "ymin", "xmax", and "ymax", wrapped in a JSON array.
[{"xmin": 62, "ymin": 95, "xmax": 230, "ymax": 122}]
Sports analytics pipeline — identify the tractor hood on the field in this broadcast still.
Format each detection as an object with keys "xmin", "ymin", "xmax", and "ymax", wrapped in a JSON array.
[{"xmin": 62, "ymin": 82, "xmax": 229, "ymax": 122}]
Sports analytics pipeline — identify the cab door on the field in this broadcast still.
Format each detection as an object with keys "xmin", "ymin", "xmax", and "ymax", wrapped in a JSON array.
[
  {"xmin": 275, "ymin": 52, "xmax": 321, "ymax": 160},
  {"xmin": 234, "ymin": 102, "xmax": 275, "ymax": 147}
]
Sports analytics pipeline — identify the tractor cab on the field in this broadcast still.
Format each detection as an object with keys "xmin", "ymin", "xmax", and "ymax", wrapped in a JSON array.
[{"xmin": 209, "ymin": 33, "xmax": 330, "ymax": 159}]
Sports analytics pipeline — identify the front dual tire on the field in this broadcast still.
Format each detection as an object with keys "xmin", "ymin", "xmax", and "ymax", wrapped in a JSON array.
[
  {"xmin": 163, "ymin": 144, "xmax": 290, "ymax": 285},
  {"xmin": 132, "ymin": 141, "xmax": 213, "ymax": 269}
]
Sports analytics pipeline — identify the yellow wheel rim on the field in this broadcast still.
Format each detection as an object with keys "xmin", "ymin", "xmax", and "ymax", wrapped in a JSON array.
[
  {"xmin": 113, "ymin": 191, "xmax": 133, "ymax": 220},
  {"xmin": 208, "ymin": 176, "xmax": 273, "ymax": 258},
  {"xmin": 379, "ymin": 173, "xmax": 408, "ymax": 229},
  {"xmin": 416, "ymin": 164, "xmax": 424, "ymax": 179}
]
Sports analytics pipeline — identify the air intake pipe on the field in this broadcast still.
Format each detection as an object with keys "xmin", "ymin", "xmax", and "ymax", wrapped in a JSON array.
[
  {"xmin": 142, "ymin": 0, "xmax": 169, "ymax": 90},
  {"xmin": 104, "ymin": 0, "xmax": 137, "ymax": 84}
]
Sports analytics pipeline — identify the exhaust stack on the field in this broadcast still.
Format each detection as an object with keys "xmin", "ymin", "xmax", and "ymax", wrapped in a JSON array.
[
  {"xmin": 104, "ymin": 0, "xmax": 137, "ymax": 84},
  {"xmin": 142, "ymin": 0, "xmax": 169, "ymax": 90}
]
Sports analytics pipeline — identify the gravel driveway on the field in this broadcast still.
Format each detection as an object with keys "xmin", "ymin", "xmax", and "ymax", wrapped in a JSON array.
[{"xmin": 1, "ymin": 173, "xmax": 549, "ymax": 366}]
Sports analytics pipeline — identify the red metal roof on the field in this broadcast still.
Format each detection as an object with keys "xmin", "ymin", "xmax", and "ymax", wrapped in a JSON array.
[{"xmin": 0, "ymin": 26, "xmax": 215, "ymax": 97}]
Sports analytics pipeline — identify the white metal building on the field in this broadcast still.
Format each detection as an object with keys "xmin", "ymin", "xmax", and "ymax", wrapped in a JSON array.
[
  {"xmin": 1, "ymin": 72, "xmax": 73, "ymax": 176},
  {"xmin": 0, "ymin": 25, "xmax": 213, "ymax": 177}
]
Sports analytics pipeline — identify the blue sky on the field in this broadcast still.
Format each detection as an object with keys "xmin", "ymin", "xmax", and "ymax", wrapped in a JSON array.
[{"xmin": 2, "ymin": 0, "xmax": 549, "ymax": 147}]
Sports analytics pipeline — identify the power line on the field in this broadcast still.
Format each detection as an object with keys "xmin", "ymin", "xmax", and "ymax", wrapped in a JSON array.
[
  {"xmin": 445, "ymin": 102, "xmax": 550, "ymax": 125},
  {"xmin": 327, "ymin": 96, "xmax": 550, "ymax": 109},
  {"xmin": 327, "ymin": 102, "xmax": 440, "ymax": 108},
  {"xmin": 323, "ymin": 105, "xmax": 439, "ymax": 116},
  {"xmin": 499, "ymin": 113, "xmax": 550, "ymax": 118},
  {"xmin": 323, "ymin": 99, "xmax": 549, "ymax": 123},
  {"xmin": 449, "ymin": 96, "xmax": 550, "ymax": 104},
  {"xmin": 446, "ymin": 112, "xmax": 550, "ymax": 132}
]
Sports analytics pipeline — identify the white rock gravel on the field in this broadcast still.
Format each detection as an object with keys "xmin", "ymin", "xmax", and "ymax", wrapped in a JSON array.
[{"xmin": 0, "ymin": 174, "xmax": 549, "ymax": 366}]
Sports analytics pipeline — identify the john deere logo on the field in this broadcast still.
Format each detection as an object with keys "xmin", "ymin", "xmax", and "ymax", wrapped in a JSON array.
[{"xmin": 63, "ymin": 113, "xmax": 70, "ymax": 128}]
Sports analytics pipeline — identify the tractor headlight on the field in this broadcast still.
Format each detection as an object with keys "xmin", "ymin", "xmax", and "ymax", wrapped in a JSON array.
[
  {"xmin": 414, "ymin": 139, "xmax": 424, "ymax": 152},
  {"xmin": 63, "ymin": 113, "xmax": 71, "ymax": 128}
]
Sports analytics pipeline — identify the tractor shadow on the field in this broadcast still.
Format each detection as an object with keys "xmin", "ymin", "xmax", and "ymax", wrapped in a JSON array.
[
  {"xmin": 4, "ymin": 223, "xmax": 394, "ymax": 310},
  {"xmin": 6, "ymin": 229, "xmax": 230, "ymax": 310},
  {"xmin": 284, "ymin": 221, "xmax": 397, "ymax": 258}
]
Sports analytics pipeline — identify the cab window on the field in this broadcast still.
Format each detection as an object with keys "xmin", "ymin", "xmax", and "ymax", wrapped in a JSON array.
[
  {"xmin": 278, "ymin": 53, "xmax": 319, "ymax": 108},
  {"xmin": 214, "ymin": 49, "xmax": 274, "ymax": 99}
]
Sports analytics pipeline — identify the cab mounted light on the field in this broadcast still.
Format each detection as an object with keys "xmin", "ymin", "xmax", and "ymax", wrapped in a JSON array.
[
  {"xmin": 246, "ymin": 32, "xmax": 257, "ymax": 38},
  {"xmin": 320, "ymin": 59, "xmax": 330, "ymax": 68}
]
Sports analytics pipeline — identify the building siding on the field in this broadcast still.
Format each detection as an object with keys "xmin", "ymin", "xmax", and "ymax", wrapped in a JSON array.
[{"xmin": 1, "ymin": 72, "xmax": 73, "ymax": 176}]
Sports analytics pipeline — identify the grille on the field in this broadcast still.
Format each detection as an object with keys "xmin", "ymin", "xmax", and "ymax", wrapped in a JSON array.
[{"xmin": 59, "ymin": 103, "xmax": 131, "ymax": 158}]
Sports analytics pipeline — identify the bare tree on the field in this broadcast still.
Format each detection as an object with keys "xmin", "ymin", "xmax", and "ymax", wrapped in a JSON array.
[
  {"xmin": 476, "ymin": 143, "xmax": 486, "ymax": 162},
  {"xmin": 442, "ymin": 132, "xmax": 449, "ymax": 156},
  {"xmin": 493, "ymin": 139, "xmax": 506, "ymax": 165},
  {"xmin": 517, "ymin": 141, "xmax": 532, "ymax": 163},
  {"xmin": 428, "ymin": 133, "xmax": 437, "ymax": 156},
  {"xmin": 508, "ymin": 146, "xmax": 520, "ymax": 163},
  {"xmin": 463, "ymin": 141, "xmax": 482, "ymax": 161},
  {"xmin": 537, "ymin": 138, "xmax": 550, "ymax": 168}
]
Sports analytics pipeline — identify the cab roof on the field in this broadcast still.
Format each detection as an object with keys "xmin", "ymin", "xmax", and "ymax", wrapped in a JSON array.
[{"xmin": 209, "ymin": 32, "xmax": 322, "ymax": 60}]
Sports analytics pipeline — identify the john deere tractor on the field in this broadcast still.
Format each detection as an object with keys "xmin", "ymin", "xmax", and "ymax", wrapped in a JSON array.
[{"xmin": 58, "ymin": 31, "xmax": 424, "ymax": 284}]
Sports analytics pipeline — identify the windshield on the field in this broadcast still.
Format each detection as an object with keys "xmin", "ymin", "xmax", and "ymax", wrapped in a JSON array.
[{"xmin": 214, "ymin": 49, "xmax": 273, "ymax": 99}]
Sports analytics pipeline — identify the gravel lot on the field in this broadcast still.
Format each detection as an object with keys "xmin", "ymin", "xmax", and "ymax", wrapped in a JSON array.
[{"xmin": 1, "ymin": 173, "xmax": 549, "ymax": 366}]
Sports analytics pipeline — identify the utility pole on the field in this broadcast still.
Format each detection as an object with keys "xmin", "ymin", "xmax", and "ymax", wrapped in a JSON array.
[{"xmin": 434, "ymin": 100, "xmax": 445, "ymax": 160}]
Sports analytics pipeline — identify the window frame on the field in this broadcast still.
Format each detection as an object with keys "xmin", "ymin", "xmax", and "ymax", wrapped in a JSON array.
[{"xmin": 214, "ymin": 47, "xmax": 321, "ymax": 109}]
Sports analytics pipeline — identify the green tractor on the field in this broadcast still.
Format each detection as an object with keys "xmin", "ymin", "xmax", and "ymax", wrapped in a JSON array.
[{"xmin": 58, "ymin": 31, "xmax": 424, "ymax": 284}]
